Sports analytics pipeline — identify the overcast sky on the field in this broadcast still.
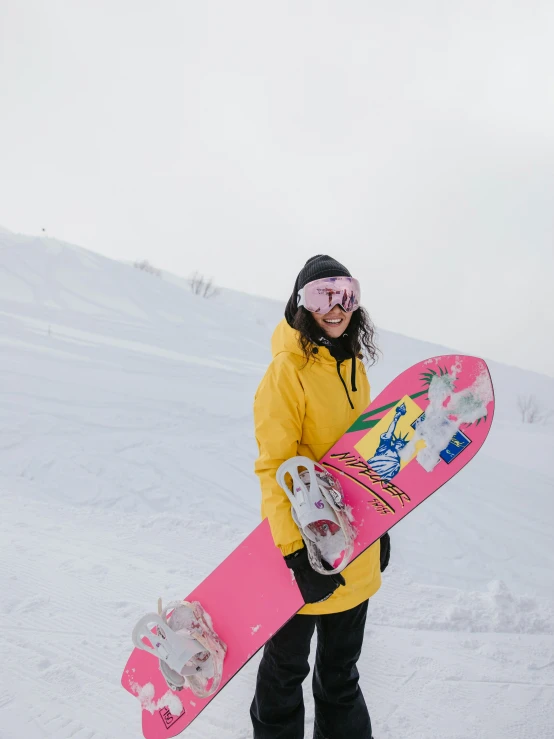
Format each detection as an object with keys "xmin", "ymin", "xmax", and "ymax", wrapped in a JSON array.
[{"xmin": 1, "ymin": 1, "xmax": 553, "ymax": 377}]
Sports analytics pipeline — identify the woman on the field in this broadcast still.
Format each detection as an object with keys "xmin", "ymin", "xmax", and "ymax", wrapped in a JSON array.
[{"xmin": 250, "ymin": 255, "xmax": 389, "ymax": 739}]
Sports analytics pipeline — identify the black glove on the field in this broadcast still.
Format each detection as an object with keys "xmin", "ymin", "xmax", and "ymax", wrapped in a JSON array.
[
  {"xmin": 379, "ymin": 532, "xmax": 391, "ymax": 573},
  {"xmin": 285, "ymin": 546, "xmax": 345, "ymax": 604}
]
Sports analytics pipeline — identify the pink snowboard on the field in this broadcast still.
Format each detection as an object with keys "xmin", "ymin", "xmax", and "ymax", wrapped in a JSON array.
[{"xmin": 121, "ymin": 355, "xmax": 494, "ymax": 737}]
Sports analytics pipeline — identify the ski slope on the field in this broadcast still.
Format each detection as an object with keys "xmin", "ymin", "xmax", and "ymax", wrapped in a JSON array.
[{"xmin": 0, "ymin": 226, "xmax": 553, "ymax": 739}]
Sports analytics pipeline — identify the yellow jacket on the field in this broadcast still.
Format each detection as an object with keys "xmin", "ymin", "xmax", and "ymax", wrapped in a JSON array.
[{"xmin": 254, "ymin": 319, "xmax": 381, "ymax": 615}]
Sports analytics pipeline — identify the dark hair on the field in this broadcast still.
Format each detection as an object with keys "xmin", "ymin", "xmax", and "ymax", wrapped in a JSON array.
[{"xmin": 292, "ymin": 306, "xmax": 379, "ymax": 366}]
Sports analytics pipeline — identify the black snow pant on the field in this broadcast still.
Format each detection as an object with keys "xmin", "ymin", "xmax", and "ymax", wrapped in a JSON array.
[{"xmin": 250, "ymin": 600, "xmax": 371, "ymax": 739}]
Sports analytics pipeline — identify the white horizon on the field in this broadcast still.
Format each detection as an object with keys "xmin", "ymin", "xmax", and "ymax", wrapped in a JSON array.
[{"xmin": 1, "ymin": 1, "xmax": 553, "ymax": 377}]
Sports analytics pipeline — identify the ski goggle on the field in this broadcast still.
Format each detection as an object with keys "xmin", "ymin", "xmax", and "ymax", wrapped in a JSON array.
[{"xmin": 297, "ymin": 276, "xmax": 361, "ymax": 314}]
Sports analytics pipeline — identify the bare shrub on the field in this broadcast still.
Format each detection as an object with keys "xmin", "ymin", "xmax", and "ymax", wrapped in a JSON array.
[
  {"xmin": 189, "ymin": 271, "xmax": 219, "ymax": 298},
  {"xmin": 517, "ymin": 395, "xmax": 552, "ymax": 424},
  {"xmin": 134, "ymin": 259, "xmax": 161, "ymax": 277}
]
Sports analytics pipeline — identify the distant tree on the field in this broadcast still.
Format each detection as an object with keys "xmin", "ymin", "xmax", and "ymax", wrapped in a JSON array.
[
  {"xmin": 517, "ymin": 394, "xmax": 552, "ymax": 424},
  {"xmin": 134, "ymin": 259, "xmax": 162, "ymax": 277},
  {"xmin": 189, "ymin": 271, "xmax": 219, "ymax": 298}
]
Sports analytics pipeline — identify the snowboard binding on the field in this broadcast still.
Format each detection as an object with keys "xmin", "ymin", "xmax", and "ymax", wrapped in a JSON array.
[
  {"xmin": 132, "ymin": 600, "xmax": 227, "ymax": 698},
  {"xmin": 276, "ymin": 456, "xmax": 355, "ymax": 575}
]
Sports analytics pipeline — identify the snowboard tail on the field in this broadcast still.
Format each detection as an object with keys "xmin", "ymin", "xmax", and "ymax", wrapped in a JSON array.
[{"xmin": 122, "ymin": 520, "xmax": 303, "ymax": 738}]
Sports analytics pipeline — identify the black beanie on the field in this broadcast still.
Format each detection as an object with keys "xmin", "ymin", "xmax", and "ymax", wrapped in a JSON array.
[{"xmin": 284, "ymin": 255, "xmax": 351, "ymax": 326}]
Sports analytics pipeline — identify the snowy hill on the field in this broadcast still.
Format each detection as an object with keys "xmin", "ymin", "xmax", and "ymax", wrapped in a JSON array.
[{"xmin": 0, "ymin": 226, "xmax": 553, "ymax": 739}]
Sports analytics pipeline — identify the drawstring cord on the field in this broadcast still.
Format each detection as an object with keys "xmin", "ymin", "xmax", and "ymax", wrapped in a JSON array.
[
  {"xmin": 351, "ymin": 354, "xmax": 357, "ymax": 392},
  {"xmin": 336, "ymin": 359, "xmax": 355, "ymax": 409},
  {"xmin": 314, "ymin": 338, "xmax": 358, "ymax": 409}
]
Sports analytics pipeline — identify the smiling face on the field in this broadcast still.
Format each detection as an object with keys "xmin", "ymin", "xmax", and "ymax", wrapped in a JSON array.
[{"xmin": 311, "ymin": 304, "xmax": 353, "ymax": 339}]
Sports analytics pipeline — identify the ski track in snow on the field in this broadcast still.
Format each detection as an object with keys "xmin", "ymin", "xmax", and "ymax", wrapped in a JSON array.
[{"xmin": 1, "ymin": 229, "xmax": 554, "ymax": 739}]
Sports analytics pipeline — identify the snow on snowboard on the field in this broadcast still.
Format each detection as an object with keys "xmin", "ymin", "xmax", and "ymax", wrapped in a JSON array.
[{"xmin": 121, "ymin": 355, "xmax": 495, "ymax": 738}]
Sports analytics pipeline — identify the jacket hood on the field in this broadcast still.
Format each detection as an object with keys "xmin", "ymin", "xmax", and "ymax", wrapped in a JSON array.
[
  {"xmin": 271, "ymin": 318, "xmax": 304, "ymax": 358},
  {"xmin": 271, "ymin": 319, "xmax": 359, "ymax": 408},
  {"xmin": 271, "ymin": 318, "xmax": 353, "ymax": 366},
  {"xmin": 271, "ymin": 318, "xmax": 336, "ymax": 364}
]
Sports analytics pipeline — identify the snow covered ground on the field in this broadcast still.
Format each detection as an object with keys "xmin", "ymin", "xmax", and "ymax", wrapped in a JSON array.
[{"xmin": 0, "ymin": 226, "xmax": 553, "ymax": 739}]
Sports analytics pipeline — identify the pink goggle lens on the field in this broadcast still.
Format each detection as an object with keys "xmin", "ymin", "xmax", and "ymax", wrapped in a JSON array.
[{"xmin": 297, "ymin": 276, "xmax": 361, "ymax": 314}]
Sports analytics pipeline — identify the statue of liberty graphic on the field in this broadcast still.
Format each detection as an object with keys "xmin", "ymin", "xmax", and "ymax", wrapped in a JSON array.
[{"xmin": 367, "ymin": 403, "xmax": 410, "ymax": 480}]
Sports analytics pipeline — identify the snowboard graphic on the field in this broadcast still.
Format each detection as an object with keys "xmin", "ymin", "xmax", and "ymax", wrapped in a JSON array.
[{"xmin": 122, "ymin": 355, "xmax": 494, "ymax": 738}]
